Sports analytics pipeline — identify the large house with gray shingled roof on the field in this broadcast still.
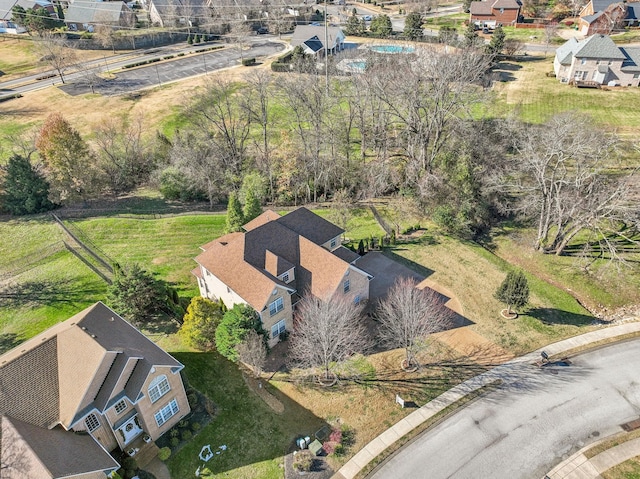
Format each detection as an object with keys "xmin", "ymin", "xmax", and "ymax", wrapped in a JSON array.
[
  {"xmin": 554, "ymin": 34, "xmax": 640, "ymax": 86},
  {"xmin": 0, "ymin": 302, "xmax": 190, "ymax": 478},
  {"xmin": 193, "ymin": 207, "xmax": 373, "ymax": 347}
]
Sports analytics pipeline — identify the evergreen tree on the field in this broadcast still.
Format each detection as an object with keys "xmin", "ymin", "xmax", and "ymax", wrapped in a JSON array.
[
  {"xmin": 180, "ymin": 296, "xmax": 225, "ymax": 351},
  {"xmin": 404, "ymin": 12, "xmax": 424, "ymax": 41},
  {"xmin": 464, "ymin": 22, "xmax": 479, "ymax": 47},
  {"xmin": 345, "ymin": 14, "xmax": 364, "ymax": 36},
  {"xmin": 243, "ymin": 188, "xmax": 262, "ymax": 223},
  {"xmin": 225, "ymin": 192, "xmax": 245, "ymax": 232},
  {"xmin": 0, "ymin": 155, "xmax": 55, "ymax": 215},
  {"xmin": 369, "ymin": 15, "xmax": 392, "ymax": 37},
  {"xmin": 357, "ymin": 239, "xmax": 365, "ymax": 255},
  {"xmin": 486, "ymin": 26, "xmax": 506, "ymax": 56},
  {"xmin": 107, "ymin": 263, "xmax": 171, "ymax": 325},
  {"xmin": 494, "ymin": 270, "xmax": 529, "ymax": 316},
  {"xmin": 215, "ymin": 304, "xmax": 261, "ymax": 361}
]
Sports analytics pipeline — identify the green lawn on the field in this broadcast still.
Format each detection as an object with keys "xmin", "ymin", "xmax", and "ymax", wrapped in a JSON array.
[
  {"xmin": 490, "ymin": 56, "xmax": 640, "ymax": 132},
  {"xmin": 0, "ymin": 217, "xmax": 107, "ymax": 345},
  {"xmin": 168, "ymin": 351, "xmax": 326, "ymax": 479}
]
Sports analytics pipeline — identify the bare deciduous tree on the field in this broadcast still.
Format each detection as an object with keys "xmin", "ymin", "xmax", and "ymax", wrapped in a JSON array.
[
  {"xmin": 502, "ymin": 113, "xmax": 639, "ymax": 258},
  {"xmin": 237, "ymin": 330, "xmax": 267, "ymax": 378},
  {"xmin": 376, "ymin": 277, "xmax": 453, "ymax": 369},
  {"xmin": 36, "ymin": 32, "xmax": 78, "ymax": 84},
  {"xmin": 289, "ymin": 292, "xmax": 369, "ymax": 383}
]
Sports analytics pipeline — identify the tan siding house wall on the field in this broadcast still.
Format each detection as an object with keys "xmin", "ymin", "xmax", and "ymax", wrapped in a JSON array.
[
  {"xmin": 261, "ymin": 286, "xmax": 294, "ymax": 347},
  {"xmin": 137, "ymin": 367, "xmax": 190, "ymax": 440},
  {"xmin": 86, "ymin": 416, "xmax": 119, "ymax": 452},
  {"xmin": 345, "ymin": 267, "xmax": 370, "ymax": 303},
  {"xmin": 321, "ymin": 234, "xmax": 342, "ymax": 251}
]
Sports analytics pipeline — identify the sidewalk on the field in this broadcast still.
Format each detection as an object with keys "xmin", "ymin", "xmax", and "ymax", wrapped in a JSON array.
[
  {"xmin": 545, "ymin": 436, "xmax": 640, "ymax": 478},
  {"xmin": 333, "ymin": 320, "xmax": 640, "ymax": 479}
]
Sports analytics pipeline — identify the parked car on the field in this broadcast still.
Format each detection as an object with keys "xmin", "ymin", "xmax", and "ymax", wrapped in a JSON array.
[{"xmin": 363, "ymin": 15, "xmax": 372, "ymax": 20}]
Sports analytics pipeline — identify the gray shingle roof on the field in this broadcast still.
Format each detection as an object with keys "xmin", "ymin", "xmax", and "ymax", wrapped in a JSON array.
[
  {"xmin": 575, "ymin": 34, "xmax": 626, "ymax": 59},
  {"xmin": 291, "ymin": 25, "xmax": 344, "ymax": 50},
  {"xmin": 0, "ymin": 337, "xmax": 59, "ymax": 428},
  {"xmin": 65, "ymin": 0, "xmax": 128, "ymax": 24},
  {"xmin": 555, "ymin": 37, "xmax": 579, "ymax": 65},
  {"xmin": 276, "ymin": 207, "xmax": 344, "ymax": 246},
  {"xmin": 2, "ymin": 415, "xmax": 118, "ymax": 478},
  {"xmin": 621, "ymin": 47, "xmax": 640, "ymax": 72},
  {"xmin": 581, "ymin": 11, "xmax": 604, "ymax": 23}
]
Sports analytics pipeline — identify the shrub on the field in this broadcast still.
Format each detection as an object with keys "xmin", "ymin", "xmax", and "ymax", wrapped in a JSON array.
[
  {"xmin": 170, "ymin": 437, "xmax": 180, "ymax": 447},
  {"xmin": 191, "ymin": 421, "xmax": 201, "ymax": 432},
  {"xmin": 158, "ymin": 446, "xmax": 172, "ymax": 461},
  {"xmin": 271, "ymin": 62, "xmax": 290, "ymax": 72},
  {"xmin": 293, "ymin": 450, "xmax": 314, "ymax": 472},
  {"xmin": 169, "ymin": 428, "xmax": 179, "ymax": 438},
  {"xmin": 181, "ymin": 430, "xmax": 193, "ymax": 441},
  {"xmin": 242, "ymin": 57, "xmax": 256, "ymax": 66},
  {"xmin": 187, "ymin": 392, "xmax": 198, "ymax": 408},
  {"xmin": 137, "ymin": 471, "xmax": 157, "ymax": 479},
  {"xmin": 178, "ymin": 419, "xmax": 189, "ymax": 428},
  {"xmin": 122, "ymin": 457, "xmax": 137, "ymax": 471},
  {"xmin": 124, "ymin": 469, "xmax": 136, "ymax": 479},
  {"xmin": 334, "ymin": 443, "xmax": 345, "ymax": 456},
  {"xmin": 187, "ymin": 34, "xmax": 193, "ymax": 44}
]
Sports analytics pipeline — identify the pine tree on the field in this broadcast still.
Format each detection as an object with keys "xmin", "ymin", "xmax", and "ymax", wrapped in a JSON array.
[
  {"xmin": 464, "ymin": 22, "xmax": 479, "ymax": 47},
  {"xmin": 243, "ymin": 189, "xmax": 262, "ymax": 223},
  {"xmin": 0, "ymin": 155, "xmax": 55, "ymax": 215},
  {"xmin": 486, "ymin": 26, "xmax": 506, "ymax": 56},
  {"xmin": 404, "ymin": 12, "xmax": 424, "ymax": 41},
  {"xmin": 225, "ymin": 192, "xmax": 245, "ymax": 232},
  {"xmin": 495, "ymin": 270, "xmax": 529, "ymax": 316}
]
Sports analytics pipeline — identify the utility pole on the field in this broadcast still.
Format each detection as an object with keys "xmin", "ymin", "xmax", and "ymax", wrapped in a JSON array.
[{"xmin": 324, "ymin": 0, "xmax": 329, "ymax": 95}]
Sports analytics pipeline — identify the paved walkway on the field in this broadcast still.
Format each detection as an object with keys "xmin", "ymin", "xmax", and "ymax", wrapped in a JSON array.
[
  {"xmin": 333, "ymin": 320, "xmax": 640, "ymax": 479},
  {"xmin": 546, "ymin": 437, "xmax": 640, "ymax": 479}
]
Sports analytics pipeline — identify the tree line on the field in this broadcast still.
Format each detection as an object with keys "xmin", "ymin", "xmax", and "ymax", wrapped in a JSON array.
[{"xmin": 1, "ymin": 44, "xmax": 637, "ymax": 258}]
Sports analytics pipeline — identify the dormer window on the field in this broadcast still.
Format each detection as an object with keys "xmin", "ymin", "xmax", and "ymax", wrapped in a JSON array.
[
  {"xmin": 148, "ymin": 375, "xmax": 170, "ymax": 403},
  {"xmin": 282, "ymin": 272, "xmax": 290, "ymax": 283},
  {"xmin": 330, "ymin": 238, "xmax": 337, "ymax": 248},
  {"xmin": 114, "ymin": 399, "xmax": 127, "ymax": 414}
]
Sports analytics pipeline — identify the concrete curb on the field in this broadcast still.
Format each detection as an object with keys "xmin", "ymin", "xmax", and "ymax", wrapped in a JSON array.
[
  {"xmin": 334, "ymin": 320, "xmax": 640, "ymax": 479},
  {"xmin": 545, "ymin": 436, "xmax": 640, "ymax": 478}
]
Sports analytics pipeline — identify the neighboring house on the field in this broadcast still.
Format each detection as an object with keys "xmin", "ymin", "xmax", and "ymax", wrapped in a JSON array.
[
  {"xmin": 469, "ymin": 0, "xmax": 521, "ymax": 28},
  {"xmin": 146, "ymin": 0, "xmax": 211, "ymax": 28},
  {"xmin": 577, "ymin": 0, "xmax": 638, "ymax": 35},
  {"xmin": 0, "ymin": 0, "xmax": 56, "ymax": 21},
  {"xmin": 0, "ymin": 302, "xmax": 190, "ymax": 478},
  {"xmin": 554, "ymin": 34, "xmax": 640, "ymax": 86},
  {"xmin": 194, "ymin": 207, "xmax": 373, "ymax": 347},
  {"xmin": 65, "ymin": 0, "xmax": 135, "ymax": 31},
  {"xmin": 291, "ymin": 25, "xmax": 346, "ymax": 56}
]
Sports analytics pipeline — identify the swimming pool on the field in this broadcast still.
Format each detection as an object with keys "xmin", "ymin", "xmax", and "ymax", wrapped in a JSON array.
[
  {"xmin": 337, "ymin": 59, "xmax": 367, "ymax": 73},
  {"xmin": 368, "ymin": 44, "xmax": 415, "ymax": 54}
]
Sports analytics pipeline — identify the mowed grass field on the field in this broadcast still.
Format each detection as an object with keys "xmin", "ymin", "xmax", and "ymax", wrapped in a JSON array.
[{"xmin": 490, "ymin": 55, "xmax": 640, "ymax": 134}]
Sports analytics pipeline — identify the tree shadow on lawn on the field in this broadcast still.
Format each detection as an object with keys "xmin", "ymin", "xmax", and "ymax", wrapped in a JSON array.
[
  {"xmin": 0, "ymin": 333, "xmax": 22, "ymax": 355},
  {"xmin": 525, "ymin": 307, "xmax": 600, "ymax": 326},
  {"xmin": 168, "ymin": 351, "xmax": 331, "ymax": 477},
  {"xmin": 0, "ymin": 278, "xmax": 103, "ymax": 309}
]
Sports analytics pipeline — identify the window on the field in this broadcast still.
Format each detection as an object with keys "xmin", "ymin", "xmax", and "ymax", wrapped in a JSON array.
[
  {"xmin": 85, "ymin": 413, "xmax": 100, "ymax": 432},
  {"xmin": 354, "ymin": 295, "xmax": 361, "ymax": 305},
  {"xmin": 148, "ymin": 375, "xmax": 170, "ymax": 403},
  {"xmin": 634, "ymin": 73, "xmax": 640, "ymax": 79},
  {"xmin": 343, "ymin": 279, "xmax": 350, "ymax": 293},
  {"xmin": 330, "ymin": 238, "xmax": 337, "ymax": 248},
  {"xmin": 282, "ymin": 272, "xmax": 290, "ymax": 283},
  {"xmin": 154, "ymin": 399, "xmax": 179, "ymax": 427},
  {"xmin": 499, "ymin": 7, "xmax": 504, "ymax": 13},
  {"xmin": 269, "ymin": 297, "xmax": 284, "ymax": 316},
  {"xmin": 114, "ymin": 399, "xmax": 127, "ymax": 414},
  {"xmin": 271, "ymin": 319, "xmax": 286, "ymax": 339},
  {"xmin": 580, "ymin": 58, "xmax": 587, "ymax": 65}
]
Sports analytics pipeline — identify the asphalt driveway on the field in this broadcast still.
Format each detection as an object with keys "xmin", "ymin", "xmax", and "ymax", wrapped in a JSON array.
[{"xmin": 356, "ymin": 251, "xmax": 430, "ymax": 303}]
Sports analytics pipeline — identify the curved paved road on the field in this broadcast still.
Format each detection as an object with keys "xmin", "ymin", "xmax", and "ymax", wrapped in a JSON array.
[{"xmin": 371, "ymin": 340, "xmax": 640, "ymax": 479}]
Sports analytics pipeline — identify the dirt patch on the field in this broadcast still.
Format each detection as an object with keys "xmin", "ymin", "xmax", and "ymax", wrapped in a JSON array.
[{"xmin": 244, "ymin": 373, "xmax": 285, "ymax": 414}]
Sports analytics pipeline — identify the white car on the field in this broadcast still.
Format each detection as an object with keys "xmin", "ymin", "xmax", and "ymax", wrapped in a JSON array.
[{"xmin": 363, "ymin": 15, "xmax": 372, "ymax": 21}]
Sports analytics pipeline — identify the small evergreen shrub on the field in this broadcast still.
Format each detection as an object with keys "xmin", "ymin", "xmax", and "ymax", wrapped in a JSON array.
[
  {"xmin": 242, "ymin": 57, "xmax": 256, "ymax": 66},
  {"xmin": 293, "ymin": 450, "xmax": 314, "ymax": 472},
  {"xmin": 181, "ymin": 430, "xmax": 193, "ymax": 441},
  {"xmin": 158, "ymin": 447, "xmax": 172, "ymax": 461}
]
